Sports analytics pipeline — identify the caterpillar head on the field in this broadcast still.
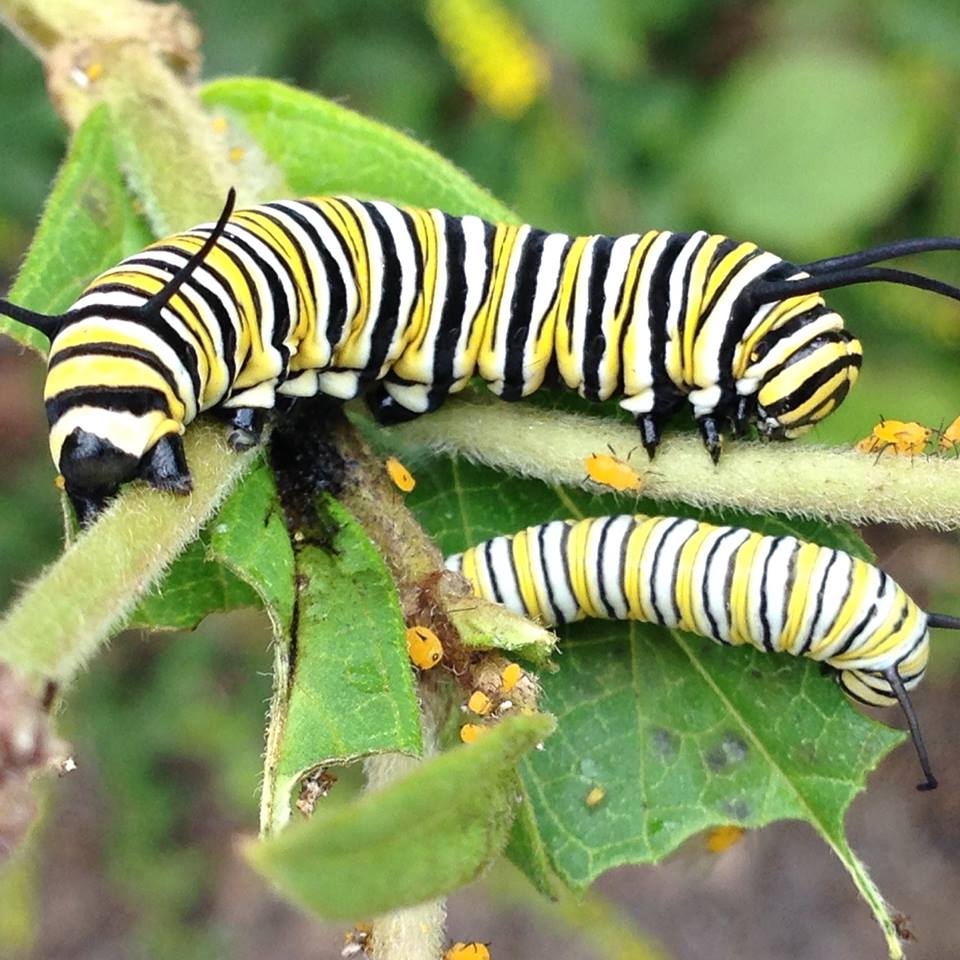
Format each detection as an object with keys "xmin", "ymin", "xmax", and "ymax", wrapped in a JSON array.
[
  {"xmin": 751, "ymin": 321, "xmax": 863, "ymax": 440},
  {"xmin": 51, "ymin": 417, "xmax": 190, "ymax": 526},
  {"xmin": 0, "ymin": 189, "xmax": 236, "ymax": 525}
]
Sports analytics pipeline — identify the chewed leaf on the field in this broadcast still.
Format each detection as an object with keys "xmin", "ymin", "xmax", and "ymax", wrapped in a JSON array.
[{"xmin": 244, "ymin": 713, "xmax": 554, "ymax": 919}]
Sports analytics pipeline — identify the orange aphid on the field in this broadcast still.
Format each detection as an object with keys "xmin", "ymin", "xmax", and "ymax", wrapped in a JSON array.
[
  {"xmin": 459, "ymin": 723, "xmax": 488, "ymax": 744},
  {"xmin": 705, "ymin": 824, "xmax": 746, "ymax": 854},
  {"xmin": 500, "ymin": 662, "xmax": 523, "ymax": 693},
  {"xmin": 444, "ymin": 943, "xmax": 491, "ymax": 960},
  {"xmin": 467, "ymin": 690, "xmax": 493, "ymax": 716},
  {"xmin": 386, "ymin": 455, "xmax": 416, "ymax": 493},
  {"xmin": 585, "ymin": 786, "xmax": 606, "ymax": 808},
  {"xmin": 584, "ymin": 452, "xmax": 644, "ymax": 492},
  {"xmin": 405, "ymin": 625, "xmax": 442, "ymax": 669},
  {"xmin": 939, "ymin": 415, "xmax": 960, "ymax": 452},
  {"xmin": 854, "ymin": 419, "xmax": 931, "ymax": 456}
]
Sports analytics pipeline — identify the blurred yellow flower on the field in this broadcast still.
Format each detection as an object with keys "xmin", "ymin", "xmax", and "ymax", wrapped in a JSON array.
[{"xmin": 426, "ymin": 0, "xmax": 550, "ymax": 118}]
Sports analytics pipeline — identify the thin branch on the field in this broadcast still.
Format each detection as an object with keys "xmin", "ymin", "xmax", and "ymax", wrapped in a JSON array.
[{"xmin": 388, "ymin": 395, "xmax": 960, "ymax": 530}]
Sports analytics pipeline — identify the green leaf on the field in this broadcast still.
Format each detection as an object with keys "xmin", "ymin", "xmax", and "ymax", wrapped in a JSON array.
[
  {"xmin": 260, "ymin": 497, "xmax": 423, "ymax": 831},
  {"xmin": 679, "ymin": 47, "xmax": 943, "ymax": 252},
  {"xmin": 244, "ymin": 713, "xmax": 554, "ymax": 919},
  {"xmin": 207, "ymin": 458, "xmax": 297, "ymax": 634},
  {"xmin": 126, "ymin": 537, "xmax": 259, "ymax": 631},
  {"xmin": 399, "ymin": 453, "xmax": 908, "ymax": 957},
  {"xmin": 200, "ymin": 77, "xmax": 516, "ymax": 220},
  {"xmin": 1, "ymin": 102, "xmax": 152, "ymax": 354}
]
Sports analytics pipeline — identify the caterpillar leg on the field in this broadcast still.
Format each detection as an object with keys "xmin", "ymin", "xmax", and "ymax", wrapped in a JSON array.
[
  {"xmin": 697, "ymin": 417, "xmax": 724, "ymax": 464},
  {"xmin": 733, "ymin": 395, "xmax": 756, "ymax": 438},
  {"xmin": 366, "ymin": 382, "xmax": 448, "ymax": 426},
  {"xmin": 222, "ymin": 408, "xmax": 267, "ymax": 451},
  {"xmin": 142, "ymin": 434, "xmax": 192, "ymax": 494},
  {"xmin": 635, "ymin": 413, "xmax": 666, "ymax": 460}
]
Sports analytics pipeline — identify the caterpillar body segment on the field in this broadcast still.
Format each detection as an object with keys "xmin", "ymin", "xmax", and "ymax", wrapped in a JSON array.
[
  {"xmin": 445, "ymin": 515, "xmax": 957, "ymax": 790},
  {"xmin": 6, "ymin": 190, "xmax": 960, "ymax": 521}
]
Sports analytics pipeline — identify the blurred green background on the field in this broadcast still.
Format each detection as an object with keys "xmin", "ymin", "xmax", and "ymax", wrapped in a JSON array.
[{"xmin": 1, "ymin": 1, "xmax": 960, "ymax": 957}]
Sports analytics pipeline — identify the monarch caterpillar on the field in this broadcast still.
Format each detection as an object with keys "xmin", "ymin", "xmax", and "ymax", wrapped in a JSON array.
[
  {"xmin": 444, "ymin": 514, "xmax": 960, "ymax": 790},
  {"xmin": 5, "ymin": 189, "xmax": 960, "ymax": 522}
]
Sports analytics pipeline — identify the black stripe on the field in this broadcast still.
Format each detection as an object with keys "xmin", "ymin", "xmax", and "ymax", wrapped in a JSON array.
[
  {"xmin": 59, "ymin": 285, "xmax": 203, "ymax": 400},
  {"xmin": 48, "ymin": 343, "xmax": 185, "ymax": 404},
  {"xmin": 762, "ymin": 353, "xmax": 860, "ymax": 420},
  {"xmin": 649, "ymin": 517, "xmax": 685, "ymax": 625},
  {"xmin": 647, "ymin": 233, "xmax": 690, "ymax": 409},
  {"xmin": 758, "ymin": 537, "xmax": 783, "ymax": 651},
  {"xmin": 278, "ymin": 202, "xmax": 351, "ymax": 351},
  {"xmin": 558, "ymin": 522, "xmax": 577, "ymax": 622},
  {"xmin": 701, "ymin": 529, "xmax": 727, "ymax": 642},
  {"xmin": 594, "ymin": 517, "xmax": 618, "ymax": 619},
  {"xmin": 219, "ymin": 227, "xmax": 292, "ymax": 370},
  {"xmin": 502, "ymin": 227, "xmax": 549, "ymax": 401},
  {"xmin": 483, "ymin": 539, "xmax": 504, "ymax": 604},
  {"xmin": 617, "ymin": 518, "xmax": 632, "ymax": 615},
  {"xmin": 581, "ymin": 234, "xmax": 616, "ymax": 402},
  {"xmin": 46, "ymin": 385, "xmax": 169, "ymax": 423},
  {"xmin": 428, "ymin": 213, "xmax": 469, "ymax": 400},
  {"xmin": 538, "ymin": 523, "xmax": 563, "ymax": 625},
  {"xmin": 122, "ymin": 251, "xmax": 239, "ymax": 386},
  {"xmin": 358, "ymin": 202, "xmax": 405, "ymax": 383},
  {"xmin": 798, "ymin": 551, "xmax": 837, "ymax": 655},
  {"xmin": 673, "ymin": 234, "xmax": 709, "ymax": 384},
  {"xmin": 256, "ymin": 207, "xmax": 318, "ymax": 306}
]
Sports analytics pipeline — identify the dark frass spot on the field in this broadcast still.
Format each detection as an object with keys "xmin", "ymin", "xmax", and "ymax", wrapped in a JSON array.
[
  {"xmin": 724, "ymin": 798, "xmax": 750, "ymax": 821},
  {"xmin": 651, "ymin": 727, "xmax": 679, "ymax": 760},
  {"xmin": 706, "ymin": 733, "xmax": 749, "ymax": 772},
  {"xmin": 269, "ymin": 396, "xmax": 351, "ymax": 549}
]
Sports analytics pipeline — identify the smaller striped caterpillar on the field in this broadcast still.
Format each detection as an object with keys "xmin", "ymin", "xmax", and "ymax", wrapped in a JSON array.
[{"xmin": 446, "ymin": 514, "xmax": 960, "ymax": 790}]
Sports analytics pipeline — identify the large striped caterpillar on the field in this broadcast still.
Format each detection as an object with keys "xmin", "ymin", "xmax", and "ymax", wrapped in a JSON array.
[
  {"xmin": 445, "ymin": 514, "xmax": 960, "ymax": 790},
  {"xmin": 3, "ymin": 189, "xmax": 960, "ymax": 523}
]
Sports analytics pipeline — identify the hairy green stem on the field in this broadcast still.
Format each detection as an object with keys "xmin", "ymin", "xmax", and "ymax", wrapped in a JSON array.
[
  {"xmin": 392, "ymin": 395, "xmax": 960, "ymax": 530},
  {"xmin": 363, "ymin": 691, "xmax": 447, "ymax": 960},
  {"xmin": 0, "ymin": 423, "xmax": 257, "ymax": 689}
]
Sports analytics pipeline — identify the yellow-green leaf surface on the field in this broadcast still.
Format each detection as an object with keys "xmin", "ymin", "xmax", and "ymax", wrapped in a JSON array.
[
  {"xmin": 245, "ymin": 713, "xmax": 554, "ymax": 919},
  {"xmin": 1, "ymin": 103, "xmax": 151, "ymax": 354},
  {"xmin": 200, "ymin": 77, "xmax": 515, "ymax": 220},
  {"xmin": 397, "ymin": 452, "xmax": 909, "ymax": 958}
]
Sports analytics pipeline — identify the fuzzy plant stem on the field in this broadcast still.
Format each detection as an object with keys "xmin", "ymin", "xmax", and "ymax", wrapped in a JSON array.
[
  {"xmin": 391, "ymin": 395, "xmax": 960, "ymax": 530},
  {"xmin": 362, "ymin": 692, "xmax": 447, "ymax": 960},
  {"xmin": 0, "ymin": 423, "xmax": 258, "ymax": 690}
]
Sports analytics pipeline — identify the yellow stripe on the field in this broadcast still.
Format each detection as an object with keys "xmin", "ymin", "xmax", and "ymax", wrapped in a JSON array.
[
  {"xmin": 728, "ymin": 531, "xmax": 765, "ymax": 647},
  {"xmin": 623, "ymin": 516, "xmax": 659, "ymax": 622},
  {"xmin": 551, "ymin": 235, "xmax": 591, "ymax": 388},
  {"xmin": 681, "ymin": 235, "xmax": 725, "ymax": 384},
  {"xmin": 511, "ymin": 529, "xmax": 542, "ymax": 619},
  {"xmin": 233, "ymin": 210, "xmax": 314, "ymax": 342},
  {"xmin": 44, "ymin": 355, "xmax": 185, "ymax": 420},
  {"xmin": 566, "ymin": 519, "xmax": 598, "ymax": 617},
  {"xmin": 477, "ymin": 223, "xmax": 521, "ymax": 372},
  {"xmin": 779, "ymin": 541, "xmax": 820, "ymax": 652},
  {"xmin": 809, "ymin": 558, "xmax": 870, "ymax": 657},
  {"xmin": 674, "ymin": 522, "xmax": 715, "ymax": 633}
]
